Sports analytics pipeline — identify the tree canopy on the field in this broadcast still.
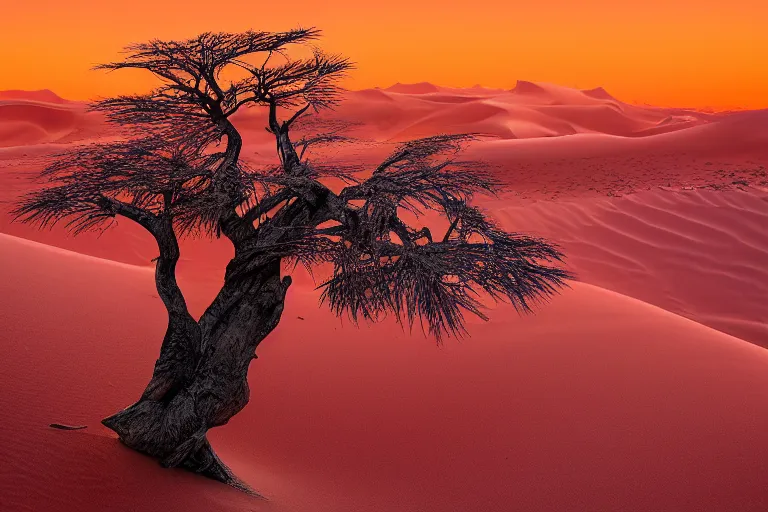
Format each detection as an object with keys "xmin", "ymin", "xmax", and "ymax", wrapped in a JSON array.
[{"xmin": 14, "ymin": 27, "xmax": 572, "ymax": 341}]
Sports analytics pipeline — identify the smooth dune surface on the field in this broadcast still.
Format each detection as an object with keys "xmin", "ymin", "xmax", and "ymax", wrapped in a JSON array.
[
  {"xmin": 487, "ymin": 188, "xmax": 768, "ymax": 346},
  {"xmin": 0, "ymin": 94, "xmax": 110, "ymax": 148}
]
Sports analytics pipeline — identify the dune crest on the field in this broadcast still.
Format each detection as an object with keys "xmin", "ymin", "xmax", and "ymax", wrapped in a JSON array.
[
  {"xmin": 384, "ymin": 82, "xmax": 441, "ymax": 94},
  {"xmin": 581, "ymin": 86, "xmax": 616, "ymax": 101},
  {"xmin": 0, "ymin": 89, "xmax": 69, "ymax": 104}
]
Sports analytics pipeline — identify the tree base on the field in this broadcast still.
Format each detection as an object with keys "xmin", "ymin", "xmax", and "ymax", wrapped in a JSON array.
[
  {"xmin": 102, "ymin": 404, "xmax": 263, "ymax": 498},
  {"xmin": 173, "ymin": 440, "xmax": 262, "ymax": 497}
]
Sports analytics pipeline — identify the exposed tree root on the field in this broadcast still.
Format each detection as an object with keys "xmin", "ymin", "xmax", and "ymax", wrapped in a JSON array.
[{"xmin": 103, "ymin": 400, "xmax": 265, "ymax": 497}]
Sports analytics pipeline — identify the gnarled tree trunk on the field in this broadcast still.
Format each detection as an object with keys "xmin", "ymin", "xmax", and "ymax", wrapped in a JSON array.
[{"xmin": 102, "ymin": 238, "xmax": 290, "ymax": 490}]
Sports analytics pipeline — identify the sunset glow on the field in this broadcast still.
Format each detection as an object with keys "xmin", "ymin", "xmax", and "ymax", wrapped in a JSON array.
[{"xmin": 1, "ymin": 0, "xmax": 765, "ymax": 109}]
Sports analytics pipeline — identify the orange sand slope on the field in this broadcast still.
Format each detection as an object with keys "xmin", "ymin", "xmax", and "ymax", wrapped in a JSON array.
[
  {"xmin": 2, "ymin": 233, "xmax": 768, "ymax": 512},
  {"xmin": 0, "ymin": 91, "xmax": 108, "ymax": 148}
]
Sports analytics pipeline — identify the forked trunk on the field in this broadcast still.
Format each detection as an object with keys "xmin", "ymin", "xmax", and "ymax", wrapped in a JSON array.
[{"xmin": 101, "ymin": 260, "xmax": 290, "ymax": 491}]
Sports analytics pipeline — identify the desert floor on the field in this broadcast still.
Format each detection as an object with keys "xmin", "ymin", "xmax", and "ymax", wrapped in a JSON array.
[{"xmin": 1, "ymin": 83, "xmax": 767, "ymax": 511}]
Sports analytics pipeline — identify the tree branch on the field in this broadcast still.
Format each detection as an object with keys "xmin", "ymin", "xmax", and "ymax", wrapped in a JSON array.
[
  {"xmin": 241, "ymin": 188, "xmax": 295, "ymax": 226},
  {"xmin": 284, "ymin": 102, "xmax": 312, "ymax": 129}
]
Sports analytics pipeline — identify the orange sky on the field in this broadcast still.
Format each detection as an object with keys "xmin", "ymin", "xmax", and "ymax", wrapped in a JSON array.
[{"xmin": 1, "ymin": 0, "xmax": 765, "ymax": 109}]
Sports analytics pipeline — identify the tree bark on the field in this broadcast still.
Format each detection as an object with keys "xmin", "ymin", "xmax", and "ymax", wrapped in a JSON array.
[
  {"xmin": 101, "ymin": 256, "xmax": 290, "ymax": 491},
  {"xmin": 99, "ymin": 114, "xmax": 327, "ymax": 489}
]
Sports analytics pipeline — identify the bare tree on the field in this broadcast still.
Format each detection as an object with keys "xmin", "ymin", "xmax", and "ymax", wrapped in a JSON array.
[{"xmin": 13, "ymin": 28, "xmax": 572, "ymax": 491}]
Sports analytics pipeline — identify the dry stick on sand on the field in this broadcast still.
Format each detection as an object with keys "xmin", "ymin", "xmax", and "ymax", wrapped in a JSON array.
[{"xmin": 49, "ymin": 423, "xmax": 88, "ymax": 430}]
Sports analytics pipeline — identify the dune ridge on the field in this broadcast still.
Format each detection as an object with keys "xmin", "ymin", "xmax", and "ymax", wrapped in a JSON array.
[
  {"xmin": 211, "ymin": 79, "xmax": 737, "ymax": 143},
  {"xmin": 0, "ymin": 89, "xmax": 68, "ymax": 104},
  {"xmin": 3, "ymin": 82, "xmax": 760, "ymax": 149}
]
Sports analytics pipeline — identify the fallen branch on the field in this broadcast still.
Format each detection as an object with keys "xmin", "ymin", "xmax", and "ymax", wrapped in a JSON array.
[{"xmin": 49, "ymin": 423, "xmax": 88, "ymax": 430}]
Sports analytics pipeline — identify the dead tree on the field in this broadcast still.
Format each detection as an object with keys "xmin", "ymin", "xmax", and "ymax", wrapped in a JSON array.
[{"xmin": 13, "ymin": 28, "xmax": 572, "ymax": 491}]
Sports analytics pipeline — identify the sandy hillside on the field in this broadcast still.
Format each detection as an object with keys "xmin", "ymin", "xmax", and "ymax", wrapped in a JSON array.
[
  {"xmin": 1, "ymin": 83, "xmax": 768, "ymax": 510},
  {"xmin": 0, "ymin": 91, "xmax": 112, "ymax": 148},
  {"xmin": 2, "ymin": 233, "xmax": 768, "ymax": 512},
  {"xmin": 485, "ymin": 188, "xmax": 768, "ymax": 346},
  {"xmin": 2, "ymin": 84, "xmax": 766, "ymax": 344}
]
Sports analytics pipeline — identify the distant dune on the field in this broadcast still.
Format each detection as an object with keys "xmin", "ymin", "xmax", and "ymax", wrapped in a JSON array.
[
  {"xmin": 581, "ymin": 86, "xmax": 616, "ymax": 101},
  {"xmin": 327, "ymin": 80, "xmax": 722, "ymax": 141},
  {"xmin": 0, "ymin": 82, "xmax": 748, "ymax": 148},
  {"xmin": 14, "ymin": 80, "xmax": 742, "ymax": 151},
  {"xmin": 0, "ymin": 91, "xmax": 108, "ymax": 147},
  {"xmin": 384, "ymin": 82, "xmax": 442, "ymax": 94},
  {"xmin": 0, "ymin": 89, "xmax": 69, "ymax": 104}
]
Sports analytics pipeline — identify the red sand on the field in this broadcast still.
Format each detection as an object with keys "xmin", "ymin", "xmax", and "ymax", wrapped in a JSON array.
[
  {"xmin": 324, "ymin": 80, "xmax": 721, "ymax": 141},
  {"xmin": 2, "ymin": 233, "xmax": 768, "ymax": 511},
  {"xmin": 0, "ymin": 92, "xmax": 110, "ymax": 148},
  {"xmin": 2, "ymin": 82, "xmax": 768, "ymax": 510},
  {"xmin": 486, "ymin": 188, "xmax": 768, "ymax": 346}
]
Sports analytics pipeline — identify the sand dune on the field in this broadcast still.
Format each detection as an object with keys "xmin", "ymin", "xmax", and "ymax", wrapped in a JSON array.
[
  {"xmin": 581, "ymin": 86, "xmax": 616, "ymax": 101},
  {"xmin": 484, "ymin": 189, "xmax": 768, "ymax": 346},
  {"xmin": 384, "ymin": 82, "xmax": 442, "ymax": 94},
  {"xmin": 0, "ymin": 82, "xmax": 749, "ymax": 149},
  {"xmin": 228, "ymin": 80, "xmax": 722, "ymax": 142},
  {"xmin": 0, "ymin": 93, "xmax": 107, "ymax": 147},
  {"xmin": 0, "ymin": 89, "xmax": 68, "ymax": 104},
  {"xmin": 338, "ymin": 80, "xmax": 717, "ymax": 140},
  {"xmin": 2, "ymin": 233, "xmax": 768, "ymax": 511},
  {"xmin": 462, "ymin": 110, "xmax": 768, "ymax": 198},
  {"xmin": 4, "ymin": 81, "xmax": 749, "ymax": 157}
]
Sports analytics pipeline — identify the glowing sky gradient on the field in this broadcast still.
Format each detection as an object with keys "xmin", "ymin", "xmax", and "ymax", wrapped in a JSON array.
[{"xmin": 1, "ymin": 0, "xmax": 765, "ymax": 109}]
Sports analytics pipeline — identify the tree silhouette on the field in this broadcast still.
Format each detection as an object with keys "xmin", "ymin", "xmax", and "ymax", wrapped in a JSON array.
[{"xmin": 13, "ymin": 28, "xmax": 572, "ymax": 491}]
